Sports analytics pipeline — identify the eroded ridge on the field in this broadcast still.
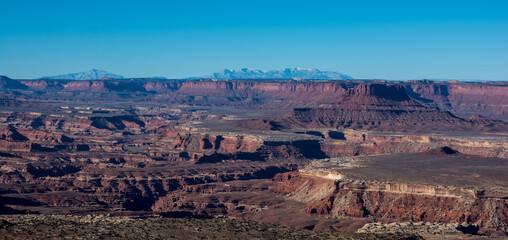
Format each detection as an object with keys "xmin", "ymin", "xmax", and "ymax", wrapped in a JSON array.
[{"xmin": 274, "ymin": 149, "xmax": 508, "ymax": 236}]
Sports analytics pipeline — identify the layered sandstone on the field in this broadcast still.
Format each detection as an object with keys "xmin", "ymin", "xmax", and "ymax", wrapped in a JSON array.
[
  {"xmin": 1, "ymin": 77, "xmax": 506, "ymax": 120},
  {"xmin": 405, "ymin": 80, "xmax": 508, "ymax": 120},
  {"xmin": 273, "ymin": 150, "xmax": 508, "ymax": 235},
  {"xmin": 276, "ymin": 83, "xmax": 507, "ymax": 132},
  {"xmin": 1, "ymin": 77, "xmax": 507, "ymax": 237}
]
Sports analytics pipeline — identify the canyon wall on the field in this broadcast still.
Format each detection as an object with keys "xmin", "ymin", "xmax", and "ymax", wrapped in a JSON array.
[
  {"xmin": 404, "ymin": 81, "xmax": 508, "ymax": 120},
  {"xmin": 2, "ymin": 77, "xmax": 507, "ymax": 120},
  {"xmin": 273, "ymin": 171, "xmax": 508, "ymax": 235}
]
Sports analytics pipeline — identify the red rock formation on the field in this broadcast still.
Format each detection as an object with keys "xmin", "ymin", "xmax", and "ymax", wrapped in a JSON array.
[
  {"xmin": 1, "ymin": 77, "xmax": 507, "ymax": 236},
  {"xmin": 405, "ymin": 81, "xmax": 508, "ymax": 120},
  {"xmin": 260, "ymin": 83, "xmax": 508, "ymax": 132},
  {"xmin": 0, "ymin": 76, "xmax": 28, "ymax": 89},
  {"xmin": 0, "ymin": 125, "xmax": 29, "ymax": 142},
  {"xmin": 62, "ymin": 80, "xmax": 107, "ymax": 92},
  {"xmin": 274, "ymin": 171, "xmax": 508, "ymax": 235},
  {"xmin": 1, "ymin": 77, "xmax": 505, "ymax": 120},
  {"xmin": 320, "ymin": 131, "xmax": 508, "ymax": 158},
  {"xmin": 171, "ymin": 132, "xmax": 263, "ymax": 154}
]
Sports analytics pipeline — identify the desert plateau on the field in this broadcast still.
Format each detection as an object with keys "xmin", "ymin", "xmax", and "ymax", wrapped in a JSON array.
[
  {"xmin": 1, "ymin": 1, "xmax": 507, "ymax": 238},
  {"xmin": 0, "ymin": 75, "xmax": 507, "ymax": 239}
]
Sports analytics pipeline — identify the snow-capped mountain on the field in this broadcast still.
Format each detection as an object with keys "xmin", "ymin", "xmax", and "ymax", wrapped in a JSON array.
[
  {"xmin": 191, "ymin": 68, "xmax": 353, "ymax": 80},
  {"xmin": 42, "ymin": 69, "xmax": 124, "ymax": 80}
]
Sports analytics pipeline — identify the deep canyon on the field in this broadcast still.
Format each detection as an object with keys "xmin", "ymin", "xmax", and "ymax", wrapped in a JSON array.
[{"xmin": 1, "ymin": 76, "xmax": 507, "ymax": 238}]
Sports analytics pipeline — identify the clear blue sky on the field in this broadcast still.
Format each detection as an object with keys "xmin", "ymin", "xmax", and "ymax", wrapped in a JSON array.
[{"xmin": 1, "ymin": 0, "xmax": 507, "ymax": 80}]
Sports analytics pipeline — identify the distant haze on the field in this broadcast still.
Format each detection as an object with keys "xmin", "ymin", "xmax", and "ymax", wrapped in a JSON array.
[
  {"xmin": 190, "ymin": 68, "xmax": 353, "ymax": 80},
  {"xmin": 43, "ymin": 69, "xmax": 124, "ymax": 80},
  {"xmin": 35, "ymin": 68, "xmax": 504, "ymax": 82},
  {"xmin": 39, "ymin": 68, "xmax": 353, "ymax": 80}
]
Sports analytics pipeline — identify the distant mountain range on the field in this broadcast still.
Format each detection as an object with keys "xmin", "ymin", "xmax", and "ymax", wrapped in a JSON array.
[
  {"xmin": 34, "ymin": 69, "xmax": 507, "ymax": 82},
  {"xmin": 42, "ymin": 69, "xmax": 124, "ymax": 80},
  {"xmin": 39, "ymin": 68, "xmax": 353, "ymax": 81},
  {"xmin": 190, "ymin": 68, "xmax": 353, "ymax": 80}
]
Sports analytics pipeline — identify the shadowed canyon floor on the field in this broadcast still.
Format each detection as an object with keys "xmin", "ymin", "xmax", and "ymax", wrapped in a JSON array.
[{"xmin": 0, "ymin": 77, "xmax": 507, "ymax": 238}]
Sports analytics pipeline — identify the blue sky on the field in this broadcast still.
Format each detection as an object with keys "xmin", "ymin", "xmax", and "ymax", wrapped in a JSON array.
[{"xmin": 0, "ymin": 0, "xmax": 507, "ymax": 80}]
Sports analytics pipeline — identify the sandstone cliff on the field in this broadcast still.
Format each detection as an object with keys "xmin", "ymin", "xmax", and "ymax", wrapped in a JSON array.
[
  {"xmin": 1, "ymin": 77, "xmax": 507, "ymax": 120},
  {"xmin": 238, "ymin": 83, "xmax": 507, "ymax": 132}
]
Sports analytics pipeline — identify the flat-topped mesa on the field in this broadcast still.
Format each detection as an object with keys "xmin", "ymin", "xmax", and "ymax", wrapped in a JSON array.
[
  {"xmin": 345, "ymin": 83, "xmax": 410, "ymax": 102},
  {"xmin": 280, "ymin": 83, "xmax": 508, "ymax": 132},
  {"xmin": 333, "ymin": 83, "xmax": 424, "ymax": 110}
]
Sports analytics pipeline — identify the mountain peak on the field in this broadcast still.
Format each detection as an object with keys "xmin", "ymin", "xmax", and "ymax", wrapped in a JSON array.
[
  {"xmin": 191, "ymin": 68, "xmax": 353, "ymax": 80},
  {"xmin": 42, "ymin": 69, "xmax": 124, "ymax": 80}
]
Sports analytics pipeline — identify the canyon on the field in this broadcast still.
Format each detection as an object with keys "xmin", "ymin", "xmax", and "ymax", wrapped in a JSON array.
[{"xmin": 1, "ymin": 76, "xmax": 507, "ymax": 238}]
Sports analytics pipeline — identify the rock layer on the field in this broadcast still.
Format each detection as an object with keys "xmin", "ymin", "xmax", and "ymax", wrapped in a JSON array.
[
  {"xmin": 1, "ymin": 77, "xmax": 506, "ymax": 120},
  {"xmin": 274, "ymin": 170, "xmax": 508, "ymax": 235},
  {"xmin": 1, "ymin": 77, "xmax": 507, "ymax": 237},
  {"xmin": 239, "ymin": 83, "xmax": 507, "ymax": 132}
]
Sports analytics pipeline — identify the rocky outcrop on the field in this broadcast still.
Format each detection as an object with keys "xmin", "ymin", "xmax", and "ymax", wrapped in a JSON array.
[
  {"xmin": 90, "ymin": 115, "xmax": 145, "ymax": 131},
  {"xmin": 0, "ymin": 76, "xmax": 28, "ymax": 89},
  {"xmin": 320, "ymin": 130, "xmax": 508, "ymax": 158},
  {"xmin": 405, "ymin": 80, "xmax": 508, "ymax": 120},
  {"xmin": 273, "ymin": 171, "xmax": 508, "ymax": 235},
  {"xmin": 168, "ymin": 131, "xmax": 331, "ymax": 163},
  {"xmin": 171, "ymin": 133, "xmax": 263, "ymax": 154},
  {"xmin": 0, "ymin": 125, "xmax": 29, "ymax": 142},
  {"xmin": 240, "ymin": 83, "xmax": 507, "ymax": 132}
]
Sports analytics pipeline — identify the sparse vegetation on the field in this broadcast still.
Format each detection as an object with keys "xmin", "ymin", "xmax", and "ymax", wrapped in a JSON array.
[{"xmin": 0, "ymin": 215, "xmax": 422, "ymax": 240}]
